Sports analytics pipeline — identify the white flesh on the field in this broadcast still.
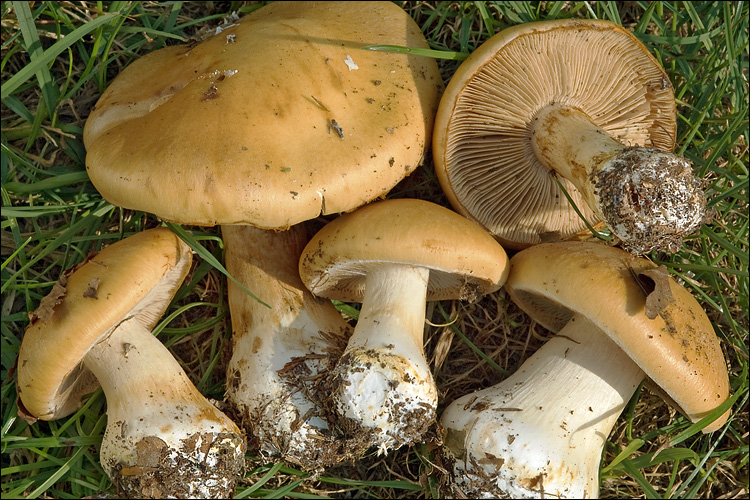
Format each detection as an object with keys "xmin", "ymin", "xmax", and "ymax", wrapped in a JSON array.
[
  {"xmin": 531, "ymin": 103, "xmax": 705, "ymax": 254},
  {"xmin": 441, "ymin": 314, "xmax": 644, "ymax": 498},
  {"xmin": 334, "ymin": 264, "xmax": 438, "ymax": 453},
  {"xmin": 84, "ymin": 318, "xmax": 244, "ymax": 498}
]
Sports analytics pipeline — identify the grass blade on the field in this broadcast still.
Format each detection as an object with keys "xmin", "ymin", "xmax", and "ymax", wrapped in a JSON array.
[{"xmin": 2, "ymin": 11, "xmax": 119, "ymax": 97}]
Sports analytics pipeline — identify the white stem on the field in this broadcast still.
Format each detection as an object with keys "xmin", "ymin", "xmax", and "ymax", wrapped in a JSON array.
[
  {"xmin": 348, "ymin": 264, "xmax": 430, "ymax": 358},
  {"xmin": 532, "ymin": 103, "xmax": 624, "ymax": 200},
  {"xmin": 531, "ymin": 103, "xmax": 705, "ymax": 254},
  {"xmin": 334, "ymin": 264, "xmax": 437, "ymax": 453},
  {"xmin": 223, "ymin": 224, "xmax": 353, "ymax": 470},
  {"xmin": 442, "ymin": 314, "xmax": 644, "ymax": 499},
  {"xmin": 84, "ymin": 318, "xmax": 244, "ymax": 498}
]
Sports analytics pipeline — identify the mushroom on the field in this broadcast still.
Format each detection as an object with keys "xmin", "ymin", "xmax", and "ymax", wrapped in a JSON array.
[
  {"xmin": 83, "ymin": 1, "xmax": 443, "ymax": 229},
  {"xmin": 433, "ymin": 19, "xmax": 707, "ymax": 254},
  {"xmin": 299, "ymin": 198, "xmax": 510, "ymax": 453},
  {"xmin": 81, "ymin": 1, "xmax": 442, "ymax": 468},
  {"xmin": 440, "ymin": 241, "xmax": 731, "ymax": 499},
  {"xmin": 223, "ymin": 224, "xmax": 361, "ymax": 469},
  {"xmin": 17, "ymin": 228, "xmax": 245, "ymax": 499}
]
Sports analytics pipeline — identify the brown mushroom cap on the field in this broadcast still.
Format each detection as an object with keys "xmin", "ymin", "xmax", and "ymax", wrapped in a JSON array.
[
  {"xmin": 505, "ymin": 241, "xmax": 730, "ymax": 431},
  {"xmin": 299, "ymin": 198, "xmax": 510, "ymax": 302},
  {"xmin": 17, "ymin": 227, "xmax": 192, "ymax": 420},
  {"xmin": 433, "ymin": 19, "xmax": 676, "ymax": 249},
  {"xmin": 84, "ymin": 1, "xmax": 442, "ymax": 228}
]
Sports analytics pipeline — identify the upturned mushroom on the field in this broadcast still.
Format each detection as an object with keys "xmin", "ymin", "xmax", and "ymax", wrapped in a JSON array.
[
  {"xmin": 82, "ymin": 1, "xmax": 442, "ymax": 468},
  {"xmin": 299, "ymin": 198, "xmax": 509, "ymax": 453},
  {"xmin": 16, "ymin": 228, "xmax": 245, "ymax": 499},
  {"xmin": 440, "ymin": 241, "xmax": 731, "ymax": 498},
  {"xmin": 433, "ymin": 19, "xmax": 707, "ymax": 254}
]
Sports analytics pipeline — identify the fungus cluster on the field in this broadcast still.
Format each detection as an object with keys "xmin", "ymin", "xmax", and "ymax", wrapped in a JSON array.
[
  {"xmin": 16, "ymin": 6, "xmax": 730, "ymax": 500},
  {"xmin": 80, "ymin": 0, "xmax": 444, "ymax": 476},
  {"xmin": 429, "ymin": 18, "xmax": 726, "ymax": 499}
]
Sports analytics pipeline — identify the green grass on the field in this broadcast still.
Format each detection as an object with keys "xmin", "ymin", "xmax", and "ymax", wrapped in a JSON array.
[{"xmin": 2, "ymin": 1, "xmax": 747, "ymax": 498}]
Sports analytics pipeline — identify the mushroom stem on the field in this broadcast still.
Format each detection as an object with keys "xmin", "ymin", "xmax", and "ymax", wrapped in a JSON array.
[
  {"xmin": 441, "ymin": 314, "xmax": 644, "ymax": 499},
  {"xmin": 531, "ymin": 103, "xmax": 706, "ymax": 254},
  {"xmin": 222, "ymin": 224, "xmax": 353, "ymax": 469},
  {"xmin": 83, "ymin": 317, "xmax": 245, "ymax": 498},
  {"xmin": 333, "ymin": 263, "xmax": 437, "ymax": 453}
]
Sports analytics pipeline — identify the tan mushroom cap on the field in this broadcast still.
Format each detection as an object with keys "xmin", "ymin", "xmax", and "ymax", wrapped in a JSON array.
[
  {"xmin": 505, "ymin": 241, "xmax": 730, "ymax": 432},
  {"xmin": 84, "ymin": 1, "xmax": 442, "ymax": 229},
  {"xmin": 433, "ymin": 19, "xmax": 677, "ymax": 249},
  {"xmin": 299, "ymin": 198, "xmax": 510, "ymax": 302},
  {"xmin": 17, "ymin": 227, "xmax": 192, "ymax": 420}
]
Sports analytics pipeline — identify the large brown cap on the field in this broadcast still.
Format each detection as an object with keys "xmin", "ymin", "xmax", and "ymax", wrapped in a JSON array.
[
  {"xmin": 433, "ymin": 19, "xmax": 676, "ymax": 249},
  {"xmin": 84, "ymin": 1, "xmax": 442, "ymax": 228},
  {"xmin": 299, "ymin": 198, "xmax": 509, "ymax": 302},
  {"xmin": 505, "ymin": 241, "xmax": 730, "ymax": 432},
  {"xmin": 17, "ymin": 228, "xmax": 192, "ymax": 420}
]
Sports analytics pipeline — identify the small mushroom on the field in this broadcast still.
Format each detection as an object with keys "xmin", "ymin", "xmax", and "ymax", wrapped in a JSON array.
[
  {"xmin": 16, "ymin": 228, "xmax": 245, "ymax": 499},
  {"xmin": 433, "ymin": 19, "xmax": 707, "ymax": 254},
  {"xmin": 223, "ymin": 224, "xmax": 359, "ymax": 469},
  {"xmin": 299, "ymin": 198, "xmax": 509, "ymax": 453},
  {"xmin": 440, "ymin": 241, "xmax": 730, "ymax": 498}
]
